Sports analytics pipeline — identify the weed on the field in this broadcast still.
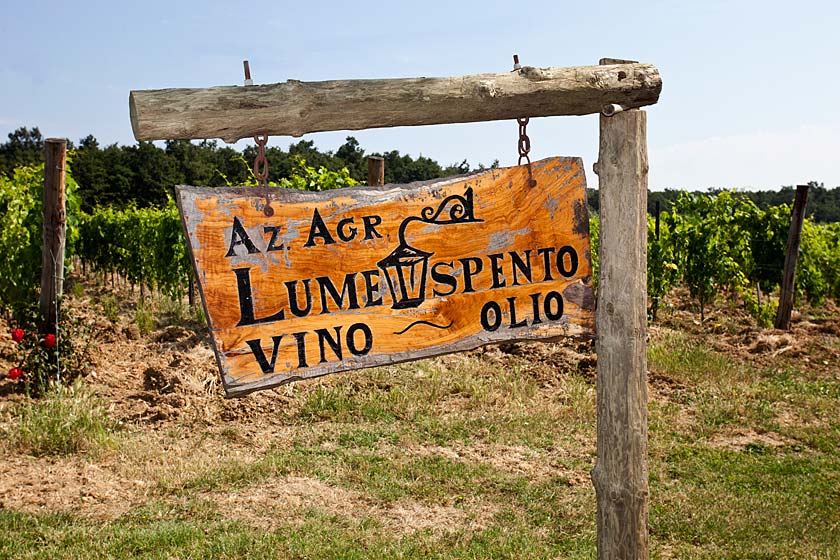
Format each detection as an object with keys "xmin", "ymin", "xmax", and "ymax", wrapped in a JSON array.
[
  {"xmin": 1, "ymin": 381, "xmax": 119, "ymax": 457},
  {"xmin": 69, "ymin": 280, "xmax": 85, "ymax": 299},
  {"xmin": 189, "ymin": 303, "xmax": 206, "ymax": 325},
  {"xmin": 101, "ymin": 295, "xmax": 120, "ymax": 323},
  {"xmin": 134, "ymin": 302, "xmax": 156, "ymax": 334}
]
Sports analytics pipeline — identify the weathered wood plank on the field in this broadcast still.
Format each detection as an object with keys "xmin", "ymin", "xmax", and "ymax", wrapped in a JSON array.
[
  {"xmin": 592, "ymin": 110, "xmax": 649, "ymax": 560},
  {"xmin": 131, "ymin": 63, "xmax": 661, "ymax": 142},
  {"xmin": 176, "ymin": 157, "xmax": 595, "ymax": 397},
  {"xmin": 40, "ymin": 138, "xmax": 67, "ymax": 332}
]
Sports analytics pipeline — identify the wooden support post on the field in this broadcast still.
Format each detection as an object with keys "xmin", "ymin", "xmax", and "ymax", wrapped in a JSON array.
[
  {"xmin": 188, "ymin": 277, "xmax": 196, "ymax": 307},
  {"xmin": 774, "ymin": 184, "xmax": 809, "ymax": 330},
  {"xmin": 367, "ymin": 156, "xmax": 385, "ymax": 186},
  {"xmin": 654, "ymin": 199, "xmax": 661, "ymax": 240},
  {"xmin": 129, "ymin": 63, "xmax": 662, "ymax": 142},
  {"xmin": 592, "ymin": 109, "xmax": 649, "ymax": 560},
  {"xmin": 40, "ymin": 138, "xmax": 68, "ymax": 332}
]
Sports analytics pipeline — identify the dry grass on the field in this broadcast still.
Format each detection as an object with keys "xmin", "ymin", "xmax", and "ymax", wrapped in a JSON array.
[{"xmin": 0, "ymin": 284, "xmax": 839, "ymax": 558}]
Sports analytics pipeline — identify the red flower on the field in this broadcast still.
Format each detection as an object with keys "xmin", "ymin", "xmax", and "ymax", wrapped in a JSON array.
[
  {"xmin": 8, "ymin": 367, "xmax": 22, "ymax": 380},
  {"xmin": 44, "ymin": 333, "xmax": 57, "ymax": 348},
  {"xmin": 11, "ymin": 328, "xmax": 24, "ymax": 342}
]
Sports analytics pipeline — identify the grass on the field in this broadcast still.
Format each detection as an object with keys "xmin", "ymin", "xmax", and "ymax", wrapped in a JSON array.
[
  {"xmin": 101, "ymin": 295, "xmax": 120, "ymax": 323},
  {"xmin": 646, "ymin": 328, "xmax": 840, "ymax": 558},
  {"xmin": 651, "ymin": 446, "xmax": 840, "ymax": 558},
  {"xmin": 0, "ymin": 507, "xmax": 596, "ymax": 559},
  {"xmin": 1, "ymin": 323, "xmax": 838, "ymax": 558},
  {"xmin": 134, "ymin": 302, "xmax": 156, "ymax": 335},
  {"xmin": 1, "ymin": 381, "xmax": 119, "ymax": 457}
]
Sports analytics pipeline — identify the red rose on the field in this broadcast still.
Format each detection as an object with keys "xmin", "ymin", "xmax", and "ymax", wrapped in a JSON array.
[
  {"xmin": 8, "ymin": 367, "xmax": 22, "ymax": 380},
  {"xmin": 11, "ymin": 328, "xmax": 24, "ymax": 342},
  {"xmin": 44, "ymin": 333, "xmax": 57, "ymax": 348}
]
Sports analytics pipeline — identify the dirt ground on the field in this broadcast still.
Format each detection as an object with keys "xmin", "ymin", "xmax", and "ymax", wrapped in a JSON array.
[{"xmin": 0, "ymin": 278, "xmax": 838, "ymax": 529}]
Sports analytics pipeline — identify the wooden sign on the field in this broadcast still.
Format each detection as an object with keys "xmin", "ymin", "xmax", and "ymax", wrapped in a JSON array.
[{"xmin": 176, "ymin": 157, "xmax": 594, "ymax": 397}]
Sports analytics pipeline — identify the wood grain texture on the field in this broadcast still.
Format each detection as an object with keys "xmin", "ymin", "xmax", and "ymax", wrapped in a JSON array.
[
  {"xmin": 131, "ymin": 63, "xmax": 662, "ymax": 142},
  {"xmin": 176, "ymin": 158, "xmax": 594, "ymax": 397},
  {"xmin": 367, "ymin": 156, "xmax": 384, "ymax": 186},
  {"xmin": 592, "ymin": 110, "xmax": 650, "ymax": 560},
  {"xmin": 40, "ymin": 139, "xmax": 67, "ymax": 331}
]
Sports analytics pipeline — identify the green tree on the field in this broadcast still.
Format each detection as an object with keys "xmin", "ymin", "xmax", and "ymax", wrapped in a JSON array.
[{"xmin": 0, "ymin": 127, "xmax": 45, "ymax": 176}]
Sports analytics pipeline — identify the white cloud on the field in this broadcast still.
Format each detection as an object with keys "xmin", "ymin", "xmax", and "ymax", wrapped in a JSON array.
[{"xmin": 650, "ymin": 123, "xmax": 840, "ymax": 191}]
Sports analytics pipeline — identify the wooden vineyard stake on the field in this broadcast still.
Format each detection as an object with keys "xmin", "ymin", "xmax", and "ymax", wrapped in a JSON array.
[
  {"xmin": 592, "ymin": 108, "xmax": 650, "ymax": 560},
  {"xmin": 775, "ymin": 184, "xmax": 810, "ymax": 330},
  {"xmin": 367, "ymin": 156, "xmax": 385, "ymax": 186},
  {"xmin": 177, "ymin": 157, "xmax": 595, "ymax": 397},
  {"xmin": 40, "ymin": 138, "xmax": 67, "ymax": 333}
]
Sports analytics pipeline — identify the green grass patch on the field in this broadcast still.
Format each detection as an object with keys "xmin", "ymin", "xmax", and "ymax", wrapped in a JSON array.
[
  {"xmin": 1, "ymin": 381, "xmax": 118, "ymax": 457},
  {"xmin": 0, "ymin": 506, "xmax": 597, "ymax": 560},
  {"xmin": 134, "ymin": 302, "xmax": 156, "ymax": 335},
  {"xmin": 649, "ymin": 330, "xmax": 750, "ymax": 387},
  {"xmin": 652, "ymin": 445, "xmax": 840, "ymax": 558}
]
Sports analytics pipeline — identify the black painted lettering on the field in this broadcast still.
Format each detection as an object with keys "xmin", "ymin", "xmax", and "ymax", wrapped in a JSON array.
[
  {"xmin": 480, "ymin": 300, "xmax": 503, "ymax": 331},
  {"xmin": 431, "ymin": 261, "xmax": 458, "ymax": 297},
  {"xmin": 315, "ymin": 327, "xmax": 343, "ymax": 363},
  {"xmin": 544, "ymin": 291, "xmax": 564, "ymax": 320},
  {"xmin": 459, "ymin": 257, "xmax": 484, "ymax": 293},
  {"xmin": 346, "ymin": 323, "xmax": 373, "ymax": 356},
  {"xmin": 362, "ymin": 215, "xmax": 383, "ymax": 240},
  {"xmin": 226, "ymin": 217, "xmax": 260, "ymax": 257},
  {"xmin": 510, "ymin": 250, "xmax": 532, "ymax": 286},
  {"xmin": 246, "ymin": 335, "xmax": 284, "ymax": 374},
  {"xmin": 303, "ymin": 209, "xmax": 336, "ymax": 247},
  {"xmin": 234, "ymin": 267, "xmax": 286, "ymax": 326},
  {"xmin": 507, "ymin": 296, "xmax": 527, "ymax": 328},
  {"xmin": 362, "ymin": 269, "xmax": 383, "ymax": 307},
  {"xmin": 263, "ymin": 226, "xmax": 284, "ymax": 252},
  {"xmin": 316, "ymin": 273, "xmax": 360, "ymax": 314},
  {"xmin": 337, "ymin": 217, "xmax": 358, "ymax": 242},
  {"xmin": 285, "ymin": 279, "xmax": 312, "ymax": 317},
  {"xmin": 293, "ymin": 331, "xmax": 309, "ymax": 368},
  {"xmin": 537, "ymin": 247, "xmax": 555, "ymax": 281},
  {"xmin": 556, "ymin": 246, "xmax": 579, "ymax": 278},
  {"xmin": 488, "ymin": 253, "xmax": 506, "ymax": 289},
  {"xmin": 529, "ymin": 293, "xmax": 543, "ymax": 324}
]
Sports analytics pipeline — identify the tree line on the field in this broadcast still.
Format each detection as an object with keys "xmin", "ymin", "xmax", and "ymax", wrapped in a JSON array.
[
  {"xmin": 3, "ymin": 126, "xmax": 839, "ymax": 221},
  {"xmin": 0, "ymin": 127, "xmax": 488, "ymax": 213}
]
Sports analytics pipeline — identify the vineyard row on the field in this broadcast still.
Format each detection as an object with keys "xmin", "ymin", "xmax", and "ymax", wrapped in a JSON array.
[{"xmin": 1, "ymin": 163, "xmax": 838, "ymax": 322}]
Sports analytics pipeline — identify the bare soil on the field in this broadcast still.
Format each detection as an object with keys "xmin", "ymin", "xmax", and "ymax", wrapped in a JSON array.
[{"xmin": 0, "ymin": 278, "xmax": 838, "ymax": 529}]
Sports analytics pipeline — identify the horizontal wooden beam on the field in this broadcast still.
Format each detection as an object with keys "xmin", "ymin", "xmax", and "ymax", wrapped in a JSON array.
[{"xmin": 129, "ymin": 63, "xmax": 661, "ymax": 142}]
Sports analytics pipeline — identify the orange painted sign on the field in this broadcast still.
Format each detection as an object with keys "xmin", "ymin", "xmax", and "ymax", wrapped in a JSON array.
[{"xmin": 176, "ymin": 157, "xmax": 594, "ymax": 397}]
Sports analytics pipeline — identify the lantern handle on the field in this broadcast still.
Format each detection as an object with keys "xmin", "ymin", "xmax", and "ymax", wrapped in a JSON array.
[{"xmin": 397, "ymin": 187, "xmax": 483, "ymax": 245}]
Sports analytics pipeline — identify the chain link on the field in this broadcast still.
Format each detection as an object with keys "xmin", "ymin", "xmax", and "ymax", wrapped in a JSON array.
[
  {"xmin": 244, "ymin": 61, "xmax": 272, "ymax": 216},
  {"xmin": 517, "ymin": 117, "xmax": 537, "ymax": 187},
  {"xmin": 253, "ymin": 134, "xmax": 269, "ymax": 186},
  {"xmin": 253, "ymin": 133, "xmax": 273, "ymax": 215}
]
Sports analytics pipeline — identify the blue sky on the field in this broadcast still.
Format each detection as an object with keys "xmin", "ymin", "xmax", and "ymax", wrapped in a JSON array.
[{"xmin": 2, "ymin": 0, "xmax": 838, "ymax": 190}]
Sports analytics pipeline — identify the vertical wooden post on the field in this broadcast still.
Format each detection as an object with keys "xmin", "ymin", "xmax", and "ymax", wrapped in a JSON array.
[
  {"xmin": 367, "ymin": 156, "xmax": 385, "ymax": 186},
  {"xmin": 592, "ymin": 109, "xmax": 649, "ymax": 560},
  {"xmin": 40, "ymin": 138, "xmax": 67, "ymax": 332},
  {"xmin": 774, "ymin": 184, "xmax": 809, "ymax": 330},
  {"xmin": 654, "ymin": 199, "xmax": 661, "ymax": 240},
  {"xmin": 189, "ymin": 278, "xmax": 196, "ymax": 307}
]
